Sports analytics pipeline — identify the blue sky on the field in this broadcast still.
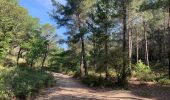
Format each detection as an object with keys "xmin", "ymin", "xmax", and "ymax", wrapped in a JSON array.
[{"xmin": 19, "ymin": 0, "xmax": 67, "ymax": 49}]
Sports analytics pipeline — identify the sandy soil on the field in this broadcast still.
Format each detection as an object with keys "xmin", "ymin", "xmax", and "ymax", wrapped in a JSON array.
[{"xmin": 35, "ymin": 73, "xmax": 155, "ymax": 100}]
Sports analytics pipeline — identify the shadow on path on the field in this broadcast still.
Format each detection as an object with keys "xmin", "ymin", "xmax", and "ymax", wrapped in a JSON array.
[{"xmin": 36, "ymin": 73, "xmax": 161, "ymax": 100}]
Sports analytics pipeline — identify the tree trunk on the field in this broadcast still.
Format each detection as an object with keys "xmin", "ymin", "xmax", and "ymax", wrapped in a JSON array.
[
  {"xmin": 121, "ymin": 0, "xmax": 128, "ymax": 87},
  {"xmin": 168, "ymin": 3, "xmax": 170, "ymax": 79},
  {"xmin": 93, "ymin": 34, "xmax": 97, "ymax": 71},
  {"xmin": 80, "ymin": 35, "xmax": 88, "ymax": 76},
  {"xmin": 41, "ymin": 44, "xmax": 49, "ymax": 67},
  {"xmin": 17, "ymin": 47, "xmax": 22, "ymax": 67},
  {"xmin": 128, "ymin": 27, "xmax": 132, "ymax": 72},
  {"xmin": 143, "ymin": 21, "xmax": 149, "ymax": 66},
  {"xmin": 104, "ymin": 25, "xmax": 109, "ymax": 79},
  {"xmin": 30, "ymin": 58, "xmax": 34, "ymax": 67},
  {"xmin": 104, "ymin": 40, "xmax": 109, "ymax": 79},
  {"xmin": 163, "ymin": 10, "xmax": 167, "ymax": 64},
  {"xmin": 136, "ymin": 29, "xmax": 139, "ymax": 63},
  {"xmin": 77, "ymin": 14, "xmax": 88, "ymax": 76},
  {"xmin": 158, "ymin": 29, "xmax": 163, "ymax": 62}
]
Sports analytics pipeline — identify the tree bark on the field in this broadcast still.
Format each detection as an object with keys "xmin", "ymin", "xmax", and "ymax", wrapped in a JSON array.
[
  {"xmin": 80, "ymin": 35, "xmax": 88, "ymax": 76},
  {"xmin": 163, "ymin": 10, "xmax": 167, "ymax": 63},
  {"xmin": 136, "ymin": 29, "xmax": 139, "ymax": 63},
  {"xmin": 128, "ymin": 27, "xmax": 132, "ymax": 71},
  {"xmin": 30, "ymin": 58, "xmax": 34, "ymax": 67},
  {"xmin": 93, "ymin": 34, "xmax": 97, "ymax": 71},
  {"xmin": 41, "ymin": 44, "xmax": 49, "ymax": 67},
  {"xmin": 77, "ymin": 14, "xmax": 88, "ymax": 76},
  {"xmin": 104, "ymin": 40, "xmax": 109, "ymax": 79},
  {"xmin": 104, "ymin": 24, "xmax": 109, "ymax": 79},
  {"xmin": 143, "ymin": 21, "xmax": 149, "ymax": 66},
  {"xmin": 168, "ymin": 3, "xmax": 170, "ymax": 79},
  {"xmin": 17, "ymin": 47, "xmax": 22, "ymax": 67},
  {"xmin": 158, "ymin": 29, "xmax": 163, "ymax": 62},
  {"xmin": 121, "ymin": 0, "xmax": 128, "ymax": 87}
]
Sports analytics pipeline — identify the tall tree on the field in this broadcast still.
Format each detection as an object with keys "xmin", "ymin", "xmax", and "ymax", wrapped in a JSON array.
[
  {"xmin": 121, "ymin": 0, "xmax": 128, "ymax": 86},
  {"xmin": 140, "ymin": 0, "xmax": 170, "ymax": 78},
  {"xmin": 51, "ymin": 0, "xmax": 95, "ymax": 76},
  {"xmin": 168, "ymin": 0, "xmax": 170, "ymax": 79},
  {"xmin": 143, "ymin": 21, "xmax": 149, "ymax": 66},
  {"xmin": 87, "ymin": 0, "xmax": 117, "ymax": 79},
  {"xmin": 41, "ymin": 24, "xmax": 56, "ymax": 67}
]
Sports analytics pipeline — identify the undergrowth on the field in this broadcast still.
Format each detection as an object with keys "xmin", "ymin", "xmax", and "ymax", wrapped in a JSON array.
[{"xmin": 0, "ymin": 66, "xmax": 56, "ymax": 99}]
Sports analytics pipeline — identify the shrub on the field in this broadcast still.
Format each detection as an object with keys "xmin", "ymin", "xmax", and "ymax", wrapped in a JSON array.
[
  {"xmin": 140, "ymin": 73, "xmax": 156, "ymax": 82},
  {"xmin": 134, "ymin": 60, "xmax": 155, "ymax": 81},
  {"xmin": 158, "ymin": 78, "xmax": 170, "ymax": 85},
  {"xmin": 81, "ymin": 73, "xmax": 115, "ymax": 88},
  {"xmin": 0, "ymin": 66, "xmax": 56, "ymax": 99},
  {"xmin": 0, "ymin": 66, "xmax": 15, "ymax": 99},
  {"xmin": 135, "ymin": 60, "xmax": 151, "ymax": 73}
]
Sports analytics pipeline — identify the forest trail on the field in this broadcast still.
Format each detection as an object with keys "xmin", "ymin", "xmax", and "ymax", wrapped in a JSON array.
[{"xmin": 36, "ymin": 73, "xmax": 153, "ymax": 100}]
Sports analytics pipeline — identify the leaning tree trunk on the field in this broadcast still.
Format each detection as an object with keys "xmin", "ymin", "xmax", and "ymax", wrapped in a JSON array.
[
  {"xmin": 17, "ymin": 47, "xmax": 22, "ymax": 67},
  {"xmin": 143, "ymin": 21, "xmax": 149, "ymax": 66},
  {"xmin": 30, "ymin": 58, "xmax": 34, "ymax": 67},
  {"xmin": 41, "ymin": 44, "xmax": 49, "ymax": 67}
]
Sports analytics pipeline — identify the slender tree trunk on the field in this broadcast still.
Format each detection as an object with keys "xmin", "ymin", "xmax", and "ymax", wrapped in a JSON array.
[
  {"xmin": 168, "ymin": 3, "xmax": 170, "ymax": 79},
  {"xmin": 128, "ymin": 27, "xmax": 132, "ymax": 72},
  {"xmin": 104, "ymin": 40, "xmax": 108, "ymax": 79},
  {"xmin": 143, "ymin": 21, "xmax": 149, "ymax": 66},
  {"xmin": 163, "ymin": 10, "xmax": 166, "ymax": 63},
  {"xmin": 136, "ymin": 29, "xmax": 139, "ymax": 63},
  {"xmin": 30, "ymin": 58, "xmax": 34, "ymax": 67},
  {"xmin": 121, "ymin": 0, "xmax": 128, "ymax": 87},
  {"xmin": 93, "ymin": 34, "xmax": 97, "ymax": 70},
  {"xmin": 158, "ymin": 29, "xmax": 163, "ymax": 62},
  {"xmin": 42, "ymin": 44, "xmax": 48, "ymax": 67},
  {"xmin": 80, "ymin": 35, "xmax": 88, "ymax": 76},
  {"xmin": 77, "ymin": 14, "xmax": 87, "ymax": 76},
  {"xmin": 104, "ymin": 25, "xmax": 109, "ymax": 79},
  {"xmin": 17, "ymin": 47, "xmax": 22, "ymax": 67},
  {"xmin": 100, "ymin": 72, "xmax": 102, "ymax": 79}
]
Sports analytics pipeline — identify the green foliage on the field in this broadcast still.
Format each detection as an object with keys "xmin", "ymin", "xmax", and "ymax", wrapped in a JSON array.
[
  {"xmin": 26, "ymin": 34, "xmax": 45, "ymax": 65},
  {"xmin": 48, "ymin": 48, "xmax": 79, "ymax": 72},
  {"xmin": 0, "ymin": 0, "xmax": 29, "ymax": 59},
  {"xmin": 109, "ymin": 49, "xmax": 124, "ymax": 77},
  {"xmin": 134, "ymin": 60, "xmax": 155, "ymax": 81},
  {"xmin": 0, "ymin": 66, "xmax": 15, "ymax": 99},
  {"xmin": 135, "ymin": 60, "xmax": 151, "ymax": 73},
  {"xmin": 81, "ymin": 73, "xmax": 115, "ymax": 88},
  {"xmin": 158, "ymin": 78, "xmax": 170, "ymax": 85},
  {"xmin": 0, "ymin": 66, "xmax": 56, "ymax": 99}
]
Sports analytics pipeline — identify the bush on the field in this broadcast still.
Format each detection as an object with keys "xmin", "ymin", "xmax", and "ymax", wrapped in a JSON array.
[
  {"xmin": 0, "ymin": 66, "xmax": 15, "ymax": 99},
  {"xmin": 134, "ymin": 60, "xmax": 155, "ymax": 81},
  {"xmin": 158, "ymin": 78, "xmax": 170, "ymax": 85},
  {"xmin": 140, "ymin": 73, "xmax": 156, "ymax": 82},
  {"xmin": 81, "ymin": 73, "xmax": 115, "ymax": 88},
  {"xmin": 0, "ymin": 66, "xmax": 56, "ymax": 99}
]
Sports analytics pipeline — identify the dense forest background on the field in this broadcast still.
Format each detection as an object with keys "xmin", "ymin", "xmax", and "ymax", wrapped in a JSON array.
[
  {"xmin": 49, "ymin": 0, "xmax": 170, "ymax": 85},
  {"xmin": 0, "ymin": 0, "xmax": 170, "ymax": 99}
]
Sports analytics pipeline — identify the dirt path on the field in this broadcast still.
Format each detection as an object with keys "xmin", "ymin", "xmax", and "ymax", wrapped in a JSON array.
[{"xmin": 36, "ymin": 73, "xmax": 153, "ymax": 100}]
